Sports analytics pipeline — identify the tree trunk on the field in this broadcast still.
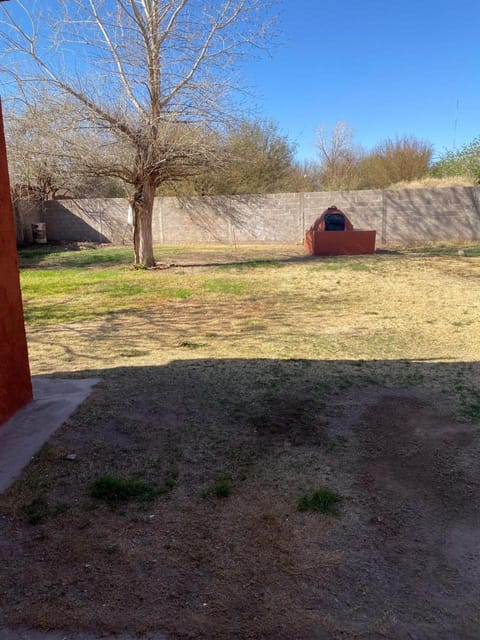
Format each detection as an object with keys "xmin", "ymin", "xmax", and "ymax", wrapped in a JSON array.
[{"xmin": 131, "ymin": 178, "xmax": 156, "ymax": 268}]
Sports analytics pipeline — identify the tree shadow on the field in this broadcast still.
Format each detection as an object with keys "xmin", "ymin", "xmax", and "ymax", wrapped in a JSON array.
[{"xmin": 45, "ymin": 199, "xmax": 131, "ymax": 245}]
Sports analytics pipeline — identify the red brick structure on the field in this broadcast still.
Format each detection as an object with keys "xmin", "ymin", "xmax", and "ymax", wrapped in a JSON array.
[
  {"xmin": 305, "ymin": 206, "xmax": 376, "ymax": 256},
  {"xmin": 0, "ymin": 99, "xmax": 32, "ymax": 425}
]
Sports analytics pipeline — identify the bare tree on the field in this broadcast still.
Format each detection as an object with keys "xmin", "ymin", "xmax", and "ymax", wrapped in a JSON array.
[
  {"xmin": 5, "ymin": 95, "xmax": 126, "ymax": 199},
  {"xmin": 315, "ymin": 121, "xmax": 361, "ymax": 190},
  {"xmin": 0, "ymin": 0, "xmax": 277, "ymax": 266}
]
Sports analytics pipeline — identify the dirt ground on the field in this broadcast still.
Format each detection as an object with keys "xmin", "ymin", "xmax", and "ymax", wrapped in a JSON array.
[{"xmin": 1, "ymin": 360, "xmax": 479, "ymax": 640}]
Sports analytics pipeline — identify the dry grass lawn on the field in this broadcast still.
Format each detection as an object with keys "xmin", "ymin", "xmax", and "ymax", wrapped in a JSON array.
[
  {"xmin": 1, "ymin": 242, "xmax": 480, "ymax": 639},
  {"xmin": 19, "ymin": 242, "xmax": 480, "ymax": 375}
]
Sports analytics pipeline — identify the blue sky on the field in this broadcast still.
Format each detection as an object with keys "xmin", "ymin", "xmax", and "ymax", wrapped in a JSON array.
[
  {"xmin": 244, "ymin": 0, "xmax": 480, "ymax": 162},
  {"xmin": 2, "ymin": 0, "xmax": 478, "ymax": 164}
]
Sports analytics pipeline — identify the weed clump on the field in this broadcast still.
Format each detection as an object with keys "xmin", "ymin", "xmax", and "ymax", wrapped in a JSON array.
[
  {"xmin": 213, "ymin": 481, "xmax": 233, "ymax": 498},
  {"xmin": 23, "ymin": 495, "xmax": 50, "ymax": 525},
  {"xmin": 462, "ymin": 400, "xmax": 480, "ymax": 421},
  {"xmin": 203, "ymin": 479, "xmax": 233, "ymax": 499},
  {"xmin": 297, "ymin": 488, "xmax": 342, "ymax": 515},
  {"xmin": 90, "ymin": 475, "xmax": 173, "ymax": 506}
]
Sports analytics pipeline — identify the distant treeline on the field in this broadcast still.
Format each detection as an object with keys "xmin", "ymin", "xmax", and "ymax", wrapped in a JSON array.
[{"xmin": 5, "ymin": 108, "xmax": 479, "ymax": 200}]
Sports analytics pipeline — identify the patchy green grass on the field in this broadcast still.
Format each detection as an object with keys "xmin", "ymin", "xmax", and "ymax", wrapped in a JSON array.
[
  {"xmin": 218, "ymin": 259, "xmax": 284, "ymax": 270},
  {"xmin": 20, "ymin": 268, "xmax": 198, "ymax": 324},
  {"xmin": 202, "ymin": 278, "xmax": 249, "ymax": 295},
  {"xmin": 20, "ymin": 249, "xmax": 266, "ymax": 326},
  {"xmin": 460, "ymin": 395, "xmax": 480, "ymax": 421},
  {"xmin": 462, "ymin": 404, "xmax": 480, "ymax": 420},
  {"xmin": 214, "ymin": 481, "xmax": 232, "ymax": 497},
  {"xmin": 22, "ymin": 495, "xmax": 50, "ymax": 525},
  {"xmin": 90, "ymin": 475, "xmax": 174, "ymax": 506},
  {"xmin": 179, "ymin": 340, "xmax": 209, "ymax": 349},
  {"xmin": 206, "ymin": 480, "xmax": 234, "ymax": 498},
  {"xmin": 161, "ymin": 287, "xmax": 192, "ymax": 299},
  {"xmin": 21, "ymin": 493, "xmax": 71, "ymax": 525},
  {"xmin": 403, "ymin": 242, "xmax": 480, "ymax": 257},
  {"xmin": 318, "ymin": 259, "xmax": 374, "ymax": 272},
  {"xmin": 17, "ymin": 243, "xmax": 480, "ymax": 422},
  {"xmin": 18, "ymin": 246, "xmax": 134, "ymax": 269},
  {"xmin": 297, "ymin": 488, "xmax": 343, "ymax": 515},
  {"xmin": 21, "ymin": 268, "xmax": 193, "ymax": 300}
]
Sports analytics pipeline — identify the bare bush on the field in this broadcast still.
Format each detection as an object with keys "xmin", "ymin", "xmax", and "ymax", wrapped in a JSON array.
[
  {"xmin": 358, "ymin": 137, "xmax": 432, "ymax": 189},
  {"xmin": 315, "ymin": 121, "xmax": 362, "ymax": 190}
]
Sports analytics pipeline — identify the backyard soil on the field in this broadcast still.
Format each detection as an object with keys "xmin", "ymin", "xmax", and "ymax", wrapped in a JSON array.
[{"xmin": 1, "ymin": 371, "xmax": 479, "ymax": 639}]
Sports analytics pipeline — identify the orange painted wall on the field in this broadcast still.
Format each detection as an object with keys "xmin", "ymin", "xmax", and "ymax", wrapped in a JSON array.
[
  {"xmin": 305, "ymin": 230, "xmax": 377, "ymax": 256},
  {"xmin": 0, "ymin": 99, "xmax": 32, "ymax": 425}
]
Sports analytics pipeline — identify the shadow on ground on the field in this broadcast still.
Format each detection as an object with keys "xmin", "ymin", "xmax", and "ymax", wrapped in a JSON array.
[{"xmin": 0, "ymin": 358, "xmax": 479, "ymax": 640}]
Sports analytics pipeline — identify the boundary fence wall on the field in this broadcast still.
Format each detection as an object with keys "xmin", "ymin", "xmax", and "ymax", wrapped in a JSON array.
[{"xmin": 15, "ymin": 186, "xmax": 480, "ymax": 246}]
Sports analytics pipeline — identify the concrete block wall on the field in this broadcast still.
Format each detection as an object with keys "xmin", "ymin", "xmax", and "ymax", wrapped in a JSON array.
[
  {"xmin": 157, "ymin": 193, "xmax": 304, "ymax": 243},
  {"xmin": 30, "ymin": 186, "xmax": 480, "ymax": 247},
  {"xmin": 384, "ymin": 187, "xmax": 480, "ymax": 244},
  {"xmin": 43, "ymin": 198, "xmax": 133, "ymax": 244},
  {"xmin": 158, "ymin": 196, "xmax": 231, "ymax": 243}
]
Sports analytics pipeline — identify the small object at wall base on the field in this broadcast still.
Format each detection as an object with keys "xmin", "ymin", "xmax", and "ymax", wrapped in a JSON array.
[{"xmin": 31, "ymin": 222, "xmax": 47, "ymax": 244}]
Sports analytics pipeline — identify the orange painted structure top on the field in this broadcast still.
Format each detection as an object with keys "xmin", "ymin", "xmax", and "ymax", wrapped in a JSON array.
[
  {"xmin": 305, "ymin": 206, "xmax": 376, "ymax": 256},
  {"xmin": 0, "ymin": 99, "xmax": 32, "ymax": 425}
]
